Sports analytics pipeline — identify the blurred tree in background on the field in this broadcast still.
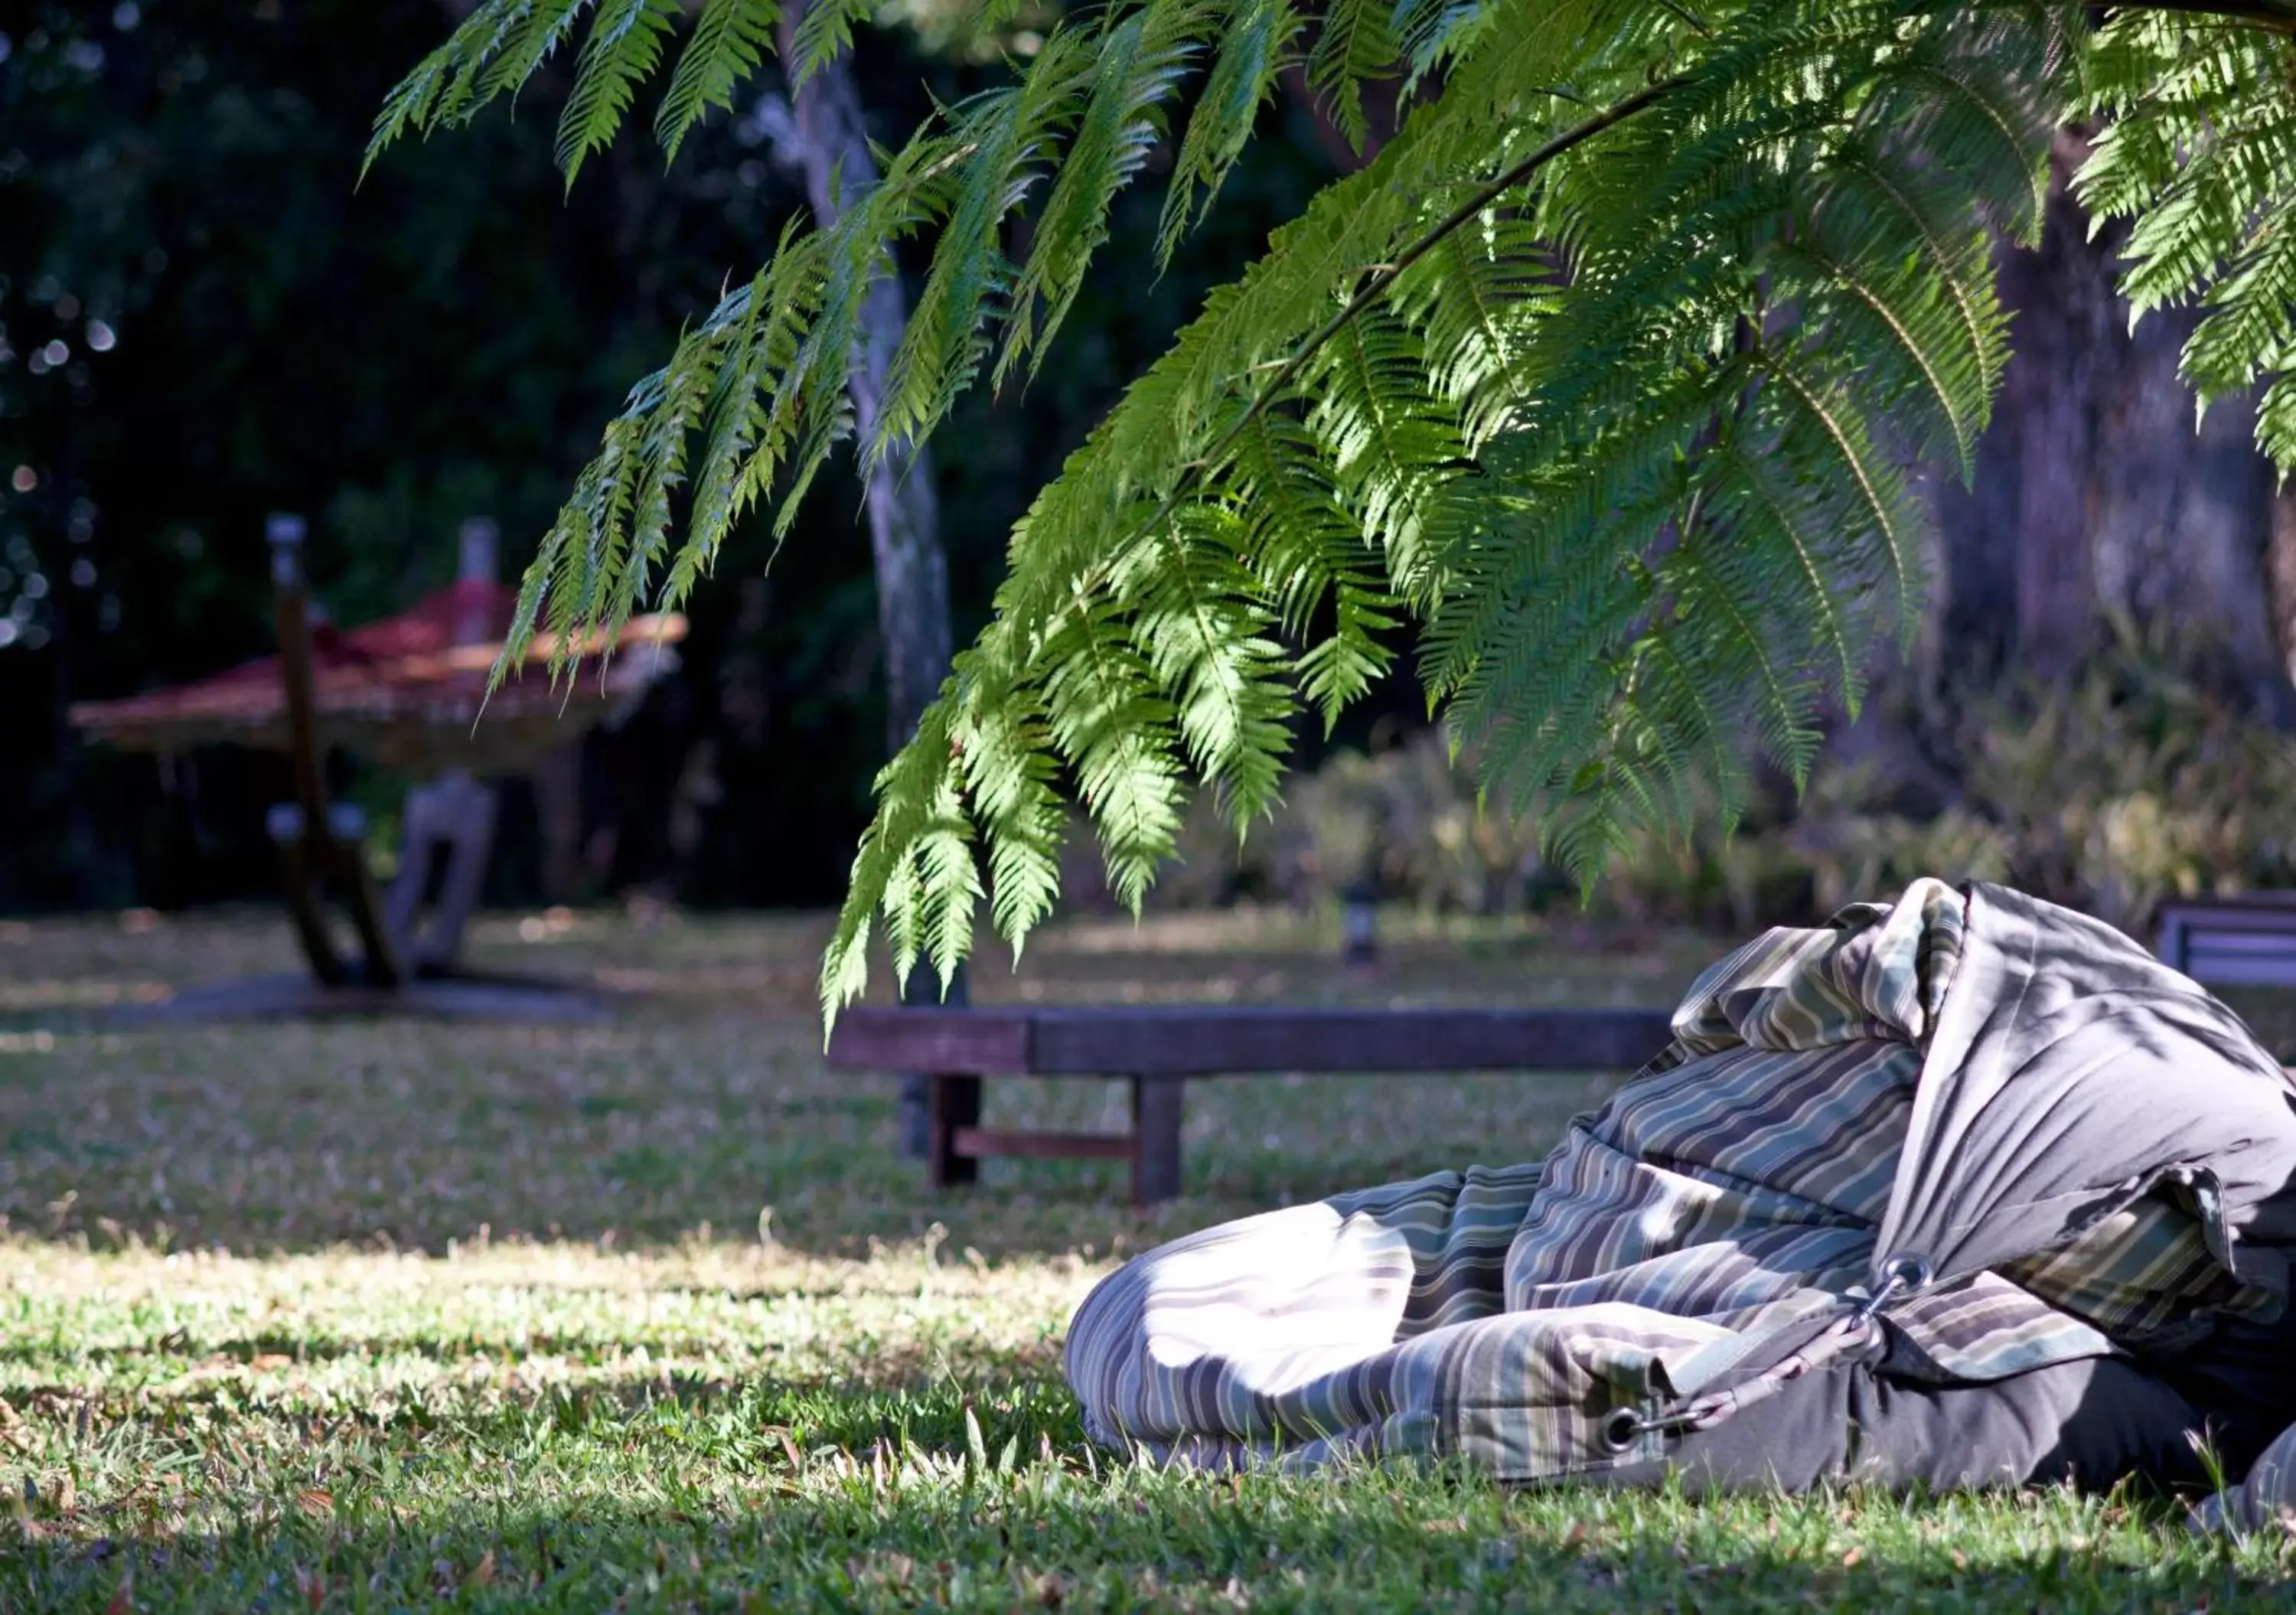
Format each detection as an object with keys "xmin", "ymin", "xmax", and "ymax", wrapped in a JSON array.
[
  {"xmin": 0, "ymin": 0, "xmax": 1329, "ymax": 912},
  {"xmin": 15, "ymin": 2, "xmax": 2296, "ymax": 939}
]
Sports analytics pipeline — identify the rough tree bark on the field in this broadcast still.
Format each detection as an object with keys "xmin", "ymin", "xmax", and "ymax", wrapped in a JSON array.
[
  {"xmin": 777, "ymin": 5, "xmax": 965, "ymax": 1159},
  {"xmin": 1925, "ymin": 135, "xmax": 2296, "ymax": 722}
]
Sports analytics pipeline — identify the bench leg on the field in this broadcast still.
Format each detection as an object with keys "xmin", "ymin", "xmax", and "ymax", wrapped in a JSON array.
[
  {"xmin": 1130, "ymin": 1075, "xmax": 1186, "ymax": 1206},
  {"xmin": 925, "ymin": 1073, "xmax": 982, "ymax": 1190}
]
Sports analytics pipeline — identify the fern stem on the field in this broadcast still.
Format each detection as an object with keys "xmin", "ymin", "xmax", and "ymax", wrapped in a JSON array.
[
  {"xmin": 2119, "ymin": 0, "xmax": 2296, "ymax": 33},
  {"xmin": 1653, "ymin": 0, "xmax": 1712, "ymax": 35}
]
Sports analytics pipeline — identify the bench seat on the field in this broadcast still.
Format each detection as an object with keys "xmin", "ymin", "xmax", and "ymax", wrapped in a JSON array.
[{"xmin": 824, "ymin": 1004, "xmax": 1677, "ymax": 1205}]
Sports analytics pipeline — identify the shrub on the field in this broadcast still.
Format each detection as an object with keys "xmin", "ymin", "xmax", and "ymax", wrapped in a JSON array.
[{"xmin": 1081, "ymin": 633, "xmax": 2296, "ymax": 944}]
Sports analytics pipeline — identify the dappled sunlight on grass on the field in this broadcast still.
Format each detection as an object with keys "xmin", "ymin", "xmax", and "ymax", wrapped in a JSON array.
[
  {"xmin": 0, "ymin": 1237, "xmax": 1089, "ymax": 1418},
  {"xmin": 7, "ymin": 907, "xmax": 2296, "ymax": 1607},
  {"xmin": 0, "ymin": 905, "xmax": 1708, "ymax": 1258}
]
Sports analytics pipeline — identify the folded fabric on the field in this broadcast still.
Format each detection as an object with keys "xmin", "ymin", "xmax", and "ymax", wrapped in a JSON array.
[{"xmin": 1066, "ymin": 879, "xmax": 2296, "ymax": 1494}]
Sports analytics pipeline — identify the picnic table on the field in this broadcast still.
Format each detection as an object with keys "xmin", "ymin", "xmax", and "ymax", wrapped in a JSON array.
[{"xmin": 826, "ymin": 1004, "xmax": 1678, "ymax": 1205}]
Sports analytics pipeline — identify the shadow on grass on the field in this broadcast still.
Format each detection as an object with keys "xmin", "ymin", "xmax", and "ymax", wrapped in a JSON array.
[{"xmin": 0, "ymin": 1011, "xmax": 1639, "ymax": 1262}]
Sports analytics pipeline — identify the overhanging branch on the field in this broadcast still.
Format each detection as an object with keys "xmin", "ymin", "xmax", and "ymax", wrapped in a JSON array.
[
  {"xmin": 1122, "ymin": 73, "xmax": 1691, "ymax": 557},
  {"xmin": 2118, "ymin": 0, "xmax": 2296, "ymax": 34},
  {"xmin": 1118, "ymin": 0, "xmax": 2296, "ymax": 560}
]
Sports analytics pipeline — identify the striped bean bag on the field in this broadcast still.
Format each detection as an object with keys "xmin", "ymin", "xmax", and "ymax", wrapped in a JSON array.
[{"xmin": 1065, "ymin": 879, "xmax": 2296, "ymax": 1488}]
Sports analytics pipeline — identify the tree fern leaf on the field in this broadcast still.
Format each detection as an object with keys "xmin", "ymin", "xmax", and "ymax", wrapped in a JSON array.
[
  {"xmin": 395, "ymin": 0, "xmax": 2125, "ymax": 1020},
  {"xmin": 1777, "ymin": 235, "xmax": 1979, "ymax": 477},
  {"xmin": 657, "ymin": 0, "xmax": 780, "ymax": 162},
  {"xmin": 1305, "ymin": 0, "xmax": 1401, "ymax": 155},
  {"xmin": 1707, "ymin": 442, "xmax": 1861, "ymax": 710},
  {"xmin": 1039, "ymin": 599, "xmax": 1186, "ymax": 912},
  {"xmin": 1867, "ymin": 40, "xmax": 2054, "ymax": 246},
  {"xmin": 872, "ymin": 71, "xmax": 1071, "ymax": 464},
  {"xmin": 472, "ymin": 0, "xmax": 598, "ymax": 109},
  {"xmin": 1156, "ymin": 0, "xmax": 1302, "ymax": 268},
  {"xmin": 2258, "ymin": 367, "xmax": 2296, "ymax": 475},
  {"xmin": 951, "ymin": 666, "xmax": 1068, "ymax": 954},
  {"xmin": 998, "ymin": 5, "xmax": 1207, "ymax": 391},
  {"xmin": 2183, "ymin": 207, "xmax": 2296, "ymax": 407},
  {"xmin": 366, "ymin": 0, "xmax": 546, "ymax": 175},
  {"xmin": 1818, "ymin": 139, "xmax": 2011, "ymax": 426},
  {"xmin": 788, "ymin": 0, "xmax": 883, "ymax": 90},
  {"xmin": 555, "ymin": 0, "xmax": 681, "ymax": 188},
  {"xmin": 1755, "ymin": 347, "xmax": 1926, "ymax": 641},
  {"xmin": 1131, "ymin": 506, "xmax": 1293, "ymax": 821},
  {"xmin": 1309, "ymin": 308, "xmax": 1469, "ymax": 602}
]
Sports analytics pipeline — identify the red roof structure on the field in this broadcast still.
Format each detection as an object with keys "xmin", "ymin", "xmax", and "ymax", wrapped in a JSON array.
[
  {"xmin": 73, "ymin": 517, "xmax": 675, "ymax": 1020},
  {"xmin": 71, "ymin": 577, "xmax": 686, "ymax": 777}
]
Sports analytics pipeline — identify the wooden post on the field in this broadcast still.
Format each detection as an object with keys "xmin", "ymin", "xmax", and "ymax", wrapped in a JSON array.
[
  {"xmin": 266, "ymin": 802, "xmax": 349, "ymax": 987},
  {"xmin": 925, "ymin": 1073, "xmax": 983, "ymax": 1190},
  {"xmin": 266, "ymin": 518, "xmax": 349, "ymax": 987},
  {"xmin": 267, "ymin": 514, "xmax": 402, "ymax": 990},
  {"xmin": 331, "ymin": 801, "xmax": 403, "ymax": 988},
  {"xmin": 1130, "ymin": 1075, "xmax": 1186, "ymax": 1206}
]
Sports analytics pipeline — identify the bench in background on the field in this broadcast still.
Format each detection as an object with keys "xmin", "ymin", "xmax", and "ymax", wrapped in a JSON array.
[
  {"xmin": 2155, "ymin": 895, "xmax": 2296, "ymax": 989},
  {"xmin": 825, "ymin": 1005, "xmax": 1678, "ymax": 1206}
]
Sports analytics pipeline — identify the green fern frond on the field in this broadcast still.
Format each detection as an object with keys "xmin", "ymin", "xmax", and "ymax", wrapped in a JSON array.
[
  {"xmin": 788, "ymin": 0, "xmax": 886, "ymax": 89},
  {"xmin": 2260, "ymin": 364, "xmax": 2296, "ymax": 469},
  {"xmin": 820, "ymin": 697, "xmax": 964, "ymax": 1013},
  {"xmin": 1306, "ymin": 0, "xmax": 1403, "ymax": 153},
  {"xmin": 1038, "ymin": 597, "xmax": 1188, "ymax": 912},
  {"xmin": 996, "ymin": 3, "xmax": 1209, "ymax": 390},
  {"xmin": 1308, "ymin": 308, "xmax": 1470, "ymax": 605},
  {"xmin": 2076, "ymin": 9, "xmax": 2296, "ymax": 471},
  {"xmin": 1156, "ymin": 0, "xmax": 1304, "ymax": 266},
  {"xmin": 1136, "ymin": 507, "xmax": 1295, "ymax": 817},
  {"xmin": 1815, "ymin": 135, "xmax": 2013, "ymax": 462},
  {"xmin": 1392, "ymin": 219, "xmax": 1556, "ymax": 451},
  {"xmin": 1756, "ymin": 345, "xmax": 1927, "ymax": 639},
  {"xmin": 1868, "ymin": 33, "xmax": 2053, "ymax": 245},
  {"xmin": 657, "ymin": 0, "xmax": 781, "ymax": 162},
  {"xmin": 873, "ymin": 31, "xmax": 1102, "ymax": 463},
  {"xmin": 951, "ymin": 667, "xmax": 1068, "ymax": 956},
  {"xmin": 471, "ymin": 0, "xmax": 599, "ymax": 111},
  {"xmin": 1707, "ymin": 439, "xmax": 1862, "ymax": 709},
  {"xmin": 556, "ymin": 0, "xmax": 681, "ymax": 186},
  {"xmin": 367, "ymin": 0, "xmax": 591, "ymax": 176}
]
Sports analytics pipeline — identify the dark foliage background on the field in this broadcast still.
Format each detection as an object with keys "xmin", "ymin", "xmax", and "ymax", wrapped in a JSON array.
[
  {"xmin": 15, "ymin": 4, "xmax": 2296, "ymax": 930},
  {"xmin": 0, "ymin": 0, "xmax": 1341, "ymax": 912}
]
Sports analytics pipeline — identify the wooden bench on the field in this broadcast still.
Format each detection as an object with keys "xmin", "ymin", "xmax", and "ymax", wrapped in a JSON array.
[
  {"xmin": 824, "ymin": 1005, "xmax": 1678, "ymax": 1205},
  {"xmin": 2156, "ymin": 894, "xmax": 2296, "ymax": 989}
]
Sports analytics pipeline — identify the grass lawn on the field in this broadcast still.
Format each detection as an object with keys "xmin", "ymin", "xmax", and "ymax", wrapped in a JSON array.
[{"xmin": 3, "ymin": 902, "xmax": 2295, "ymax": 1610}]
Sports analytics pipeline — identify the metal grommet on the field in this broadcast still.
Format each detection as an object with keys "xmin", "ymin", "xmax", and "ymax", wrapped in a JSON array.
[
  {"xmin": 1878, "ymin": 1254, "xmax": 1932, "ymax": 1292},
  {"xmin": 1600, "ymin": 1408, "xmax": 1642, "ymax": 1454}
]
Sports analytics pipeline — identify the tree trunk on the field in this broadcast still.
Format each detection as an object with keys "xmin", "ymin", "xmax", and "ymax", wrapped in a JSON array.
[
  {"xmin": 1925, "ymin": 135, "xmax": 2294, "ymax": 722},
  {"xmin": 777, "ymin": 9, "xmax": 965, "ymax": 1158}
]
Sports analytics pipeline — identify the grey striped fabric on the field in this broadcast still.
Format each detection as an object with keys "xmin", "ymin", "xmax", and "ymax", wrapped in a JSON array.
[{"xmin": 1065, "ymin": 879, "xmax": 2278, "ymax": 1480}]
